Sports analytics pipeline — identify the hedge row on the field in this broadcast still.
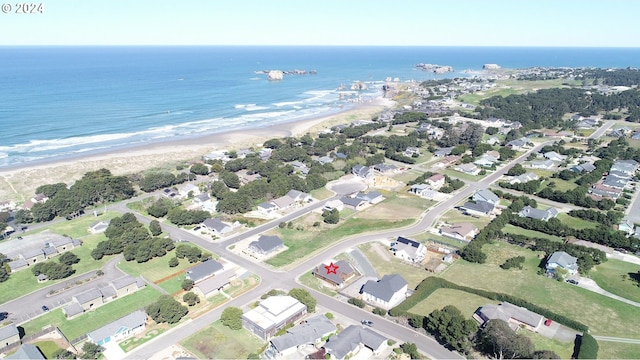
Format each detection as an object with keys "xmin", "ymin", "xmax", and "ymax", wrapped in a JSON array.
[
  {"xmin": 390, "ymin": 277, "xmax": 589, "ymax": 332},
  {"xmin": 577, "ymin": 333, "xmax": 599, "ymax": 359}
]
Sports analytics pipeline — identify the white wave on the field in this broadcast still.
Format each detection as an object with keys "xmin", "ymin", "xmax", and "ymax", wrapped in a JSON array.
[
  {"xmin": 273, "ymin": 101, "xmax": 304, "ymax": 107},
  {"xmin": 234, "ymin": 103, "xmax": 256, "ymax": 109},
  {"xmin": 245, "ymin": 105, "xmax": 270, "ymax": 111},
  {"xmin": 0, "ymin": 152, "xmax": 7, "ymax": 158}
]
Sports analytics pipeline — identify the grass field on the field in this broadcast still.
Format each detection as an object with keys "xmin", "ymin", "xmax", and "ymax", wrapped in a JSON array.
[
  {"xmin": 181, "ymin": 320, "xmax": 265, "ymax": 359},
  {"xmin": 438, "ymin": 209, "xmax": 493, "ymax": 229},
  {"xmin": 598, "ymin": 341, "xmax": 640, "ymax": 359},
  {"xmin": 440, "ymin": 242, "xmax": 640, "ymax": 338},
  {"xmin": 410, "ymin": 232, "xmax": 467, "ymax": 249},
  {"xmin": 357, "ymin": 192, "xmax": 434, "ymax": 220},
  {"xmin": 32, "ymin": 340, "xmax": 61, "ymax": 359},
  {"xmin": 117, "ymin": 249, "xmax": 203, "ymax": 283},
  {"xmin": 543, "ymin": 178, "xmax": 577, "ymax": 192},
  {"xmin": 298, "ymin": 271, "xmax": 338, "ymax": 297},
  {"xmin": 556, "ymin": 213, "xmax": 598, "ymax": 230},
  {"xmin": 48, "ymin": 211, "xmax": 121, "ymax": 238},
  {"xmin": 408, "ymin": 288, "xmax": 498, "ymax": 318},
  {"xmin": 589, "ymin": 259, "xmax": 640, "ymax": 303},
  {"xmin": 502, "ymin": 224, "xmax": 564, "ymax": 242},
  {"xmin": 517, "ymin": 329, "xmax": 575, "ymax": 359},
  {"xmin": 442, "ymin": 169, "xmax": 485, "ymax": 182},
  {"xmin": 21, "ymin": 286, "xmax": 162, "ymax": 340},
  {"xmin": 358, "ymin": 242, "xmax": 430, "ymax": 290},
  {"xmin": 265, "ymin": 216, "xmax": 413, "ymax": 268},
  {"xmin": 310, "ymin": 187, "xmax": 334, "ymax": 200}
]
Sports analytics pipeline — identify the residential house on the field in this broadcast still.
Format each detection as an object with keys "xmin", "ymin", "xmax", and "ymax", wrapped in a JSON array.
[
  {"xmin": 266, "ymin": 315, "xmax": 336, "ymax": 358},
  {"xmin": 193, "ymin": 193, "xmax": 217, "ymax": 212},
  {"xmin": 87, "ymin": 310, "xmax": 147, "ymax": 346},
  {"xmin": 436, "ymin": 155, "xmax": 461, "ymax": 168},
  {"xmin": 333, "ymin": 152, "xmax": 348, "ymax": 160},
  {"xmin": 312, "ymin": 260, "xmax": 356, "ymax": 287},
  {"xmin": 571, "ymin": 163, "xmax": 596, "ymax": 173},
  {"xmin": 6, "ymin": 344, "xmax": 45, "ymax": 360},
  {"xmin": 403, "ymin": 147, "xmax": 420, "ymax": 157},
  {"xmin": 473, "ymin": 189, "xmax": 500, "ymax": 205},
  {"xmin": 242, "ymin": 296, "xmax": 307, "ymax": 340},
  {"xmin": 31, "ymin": 193, "xmax": 48, "ymax": 204},
  {"xmin": 88, "ymin": 220, "xmax": 110, "ymax": 234},
  {"xmin": 409, "ymin": 184, "xmax": 438, "ymax": 199},
  {"xmin": 248, "ymin": 235, "xmax": 284, "ymax": 256},
  {"xmin": 360, "ymin": 274, "xmax": 408, "ymax": 309},
  {"xmin": 474, "ymin": 154, "xmax": 499, "ymax": 168},
  {"xmin": 48, "ymin": 237, "xmax": 76, "ymax": 254},
  {"xmin": 62, "ymin": 302, "xmax": 84, "ymax": 319},
  {"xmin": 440, "ymin": 223, "xmax": 478, "ymax": 242},
  {"xmin": 0, "ymin": 200, "xmax": 16, "ymax": 212},
  {"xmin": 459, "ymin": 200, "xmax": 495, "ymax": 217},
  {"xmin": 541, "ymin": 130, "xmax": 573, "ymax": 138},
  {"xmin": 454, "ymin": 163, "xmax": 481, "ymax": 176},
  {"xmin": 185, "ymin": 259, "xmax": 224, "ymax": 283},
  {"xmin": 178, "ymin": 183, "xmax": 200, "ymax": 198},
  {"xmin": 111, "ymin": 276, "xmax": 139, "ymax": 297},
  {"xmin": 352, "ymin": 165, "xmax": 373, "ymax": 179},
  {"xmin": 355, "ymin": 191, "xmax": 384, "ymax": 204},
  {"xmin": 203, "ymin": 151, "xmax": 229, "ymax": 162},
  {"xmin": 518, "ymin": 206, "xmax": 559, "ymax": 221},
  {"xmin": 506, "ymin": 138, "xmax": 528, "ymax": 150},
  {"xmin": 0, "ymin": 324, "xmax": 20, "ymax": 347},
  {"xmin": 510, "ymin": 172, "xmax": 539, "ymax": 185},
  {"xmin": 543, "ymin": 151, "xmax": 567, "ymax": 162},
  {"xmin": 618, "ymin": 219, "xmax": 636, "ymax": 236},
  {"xmin": 390, "ymin": 237, "xmax": 426, "ymax": 264},
  {"xmin": 372, "ymin": 163, "xmax": 398, "ymax": 174},
  {"xmin": 611, "ymin": 159, "xmax": 638, "ymax": 176},
  {"xmin": 201, "ymin": 218, "xmax": 234, "ymax": 236},
  {"xmin": 603, "ymin": 176, "xmax": 628, "ymax": 190},
  {"xmin": 340, "ymin": 196, "xmax": 368, "ymax": 211},
  {"xmin": 323, "ymin": 325, "xmax": 387, "ymax": 360},
  {"xmin": 475, "ymin": 302, "xmax": 544, "ymax": 332},
  {"xmin": 291, "ymin": 161, "xmax": 310, "ymax": 176},
  {"xmin": 322, "ymin": 199, "xmax": 344, "ymax": 212},
  {"xmin": 8, "ymin": 259, "xmax": 28, "ymax": 273},
  {"xmin": 74, "ymin": 289, "xmax": 104, "ymax": 311},
  {"xmin": 21, "ymin": 248, "xmax": 45, "ymax": 265},
  {"xmin": 194, "ymin": 268, "xmax": 236, "ymax": 298},
  {"xmin": 257, "ymin": 201, "xmax": 279, "ymax": 215},
  {"xmin": 589, "ymin": 183, "xmax": 622, "ymax": 199},
  {"xmin": 285, "ymin": 189, "xmax": 312, "ymax": 203},
  {"xmin": 99, "ymin": 285, "xmax": 117, "ymax": 302},
  {"xmin": 576, "ymin": 118, "xmax": 597, "ymax": 129},
  {"xmin": 259, "ymin": 148, "xmax": 273, "ymax": 161},
  {"xmin": 434, "ymin": 147, "xmax": 454, "ymax": 157},
  {"xmin": 546, "ymin": 251, "xmax": 579, "ymax": 275},
  {"xmin": 426, "ymin": 174, "xmax": 445, "ymax": 189},
  {"xmin": 316, "ymin": 156, "xmax": 334, "ymax": 165},
  {"xmin": 237, "ymin": 170, "xmax": 262, "ymax": 185},
  {"xmin": 485, "ymin": 137, "xmax": 500, "ymax": 146},
  {"xmin": 161, "ymin": 188, "xmax": 178, "ymax": 199},
  {"xmin": 527, "ymin": 159, "xmax": 555, "ymax": 170}
]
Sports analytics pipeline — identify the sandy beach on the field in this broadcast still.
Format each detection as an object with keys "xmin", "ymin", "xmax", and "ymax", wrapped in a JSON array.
[{"xmin": 0, "ymin": 97, "xmax": 396, "ymax": 202}]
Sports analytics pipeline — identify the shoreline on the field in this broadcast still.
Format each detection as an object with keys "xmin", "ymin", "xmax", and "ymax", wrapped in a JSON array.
[{"xmin": 0, "ymin": 97, "xmax": 395, "ymax": 202}]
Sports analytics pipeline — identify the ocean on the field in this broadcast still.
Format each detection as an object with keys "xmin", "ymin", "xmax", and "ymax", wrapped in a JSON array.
[{"xmin": 1, "ymin": 46, "xmax": 640, "ymax": 168}]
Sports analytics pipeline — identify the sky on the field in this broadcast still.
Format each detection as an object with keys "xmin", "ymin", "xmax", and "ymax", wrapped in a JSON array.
[{"xmin": 1, "ymin": 0, "xmax": 638, "ymax": 47}]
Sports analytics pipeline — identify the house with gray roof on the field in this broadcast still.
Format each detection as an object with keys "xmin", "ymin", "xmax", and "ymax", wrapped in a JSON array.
[
  {"xmin": 518, "ymin": 206, "xmax": 558, "ymax": 221},
  {"xmin": 459, "ymin": 200, "xmax": 495, "ymax": 217},
  {"xmin": 506, "ymin": 138, "xmax": 528, "ymax": 150},
  {"xmin": 6, "ymin": 344, "xmax": 45, "ymax": 360},
  {"xmin": 340, "ymin": 196, "xmax": 368, "ymax": 211},
  {"xmin": 372, "ymin": 163, "xmax": 398, "ymax": 174},
  {"xmin": 475, "ymin": 302, "xmax": 544, "ymax": 332},
  {"xmin": 89, "ymin": 220, "xmax": 110, "ymax": 234},
  {"xmin": 62, "ymin": 302, "xmax": 84, "ymax": 319},
  {"xmin": 8, "ymin": 259, "xmax": 28, "ymax": 273},
  {"xmin": 323, "ymin": 325, "xmax": 387, "ymax": 360},
  {"xmin": 528, "ymin": 159, "xmax": 555, "ymax": 170},
  {"xmin": 87, "ymin": 310, "xmax": 147, "ymax": 346},
  {"xmin": 0, "ymin": 324, "xmax": 19, "ymax": 347},
  {"xmin": 610, "ymin": 159, "xmax": 638, "ymax": 175},
  {"xmin": 391, "ymin": 237, "xmax": 426, "ymax": 264},
  {"xmin": 473, "ymin": 189, "xmax": 499, "ymax": 205},
  {"xmin": 312, "ymin": 260, "xmax": 356, "ymax": 287},
  {"xmin": 257, "ymin": 201, "xmax": 278, "ymax": 215},
  {"xmin": 360, "ymin": 274, "xmax": 408, "ymax": 309},
  {"xmin": 201, "ymin": 218, "xmax": 233, "ymax": 236},
  {"xmin": 434, "ymin": 147, "xmax": 453, "ymax": 157},
  {"xmin": 355, "ymin": 191, "xmax": 384, "ymax": 204},
  {"xmin": 571, "ymin": 163, "xmax": 596, "ymax": 173},
  {"xmin": 74, "ymin": 288, "xmax": 104, "ymax": 311},
  {"xmin": 243, "ymin": 296, "xmax": 307, "ymax": 341},
  {"xmin": 351, "ymin": 164, "xmax": 373, "ymax": 179},
  {"xmin": 546, "ymin": 251, "xmax": 579, "ymax": 275},
  {"xmin": 194, "ymin": 268, "xmax": 236, "ymax": 298},
  {"xmin": 21, "ymin": 248, "xmax": 45, "ymax": 265},
  {"xmin": 266, "ymin": 315, "xmax": 336, "ymax": 358},
  {"xmin": 510, "ymin": 172, "xmax": 539, "ymax": 184},
  {"xmin": 248, "ymin": 235, "xmax": 284, "ymax": 256},
  {"xmin": 185, "ymin": 259, "xmax": 224, "ymax": 283},
  {"xmin": 543, "ymin": 151, "xmax": 567, "ymax": 162},
  {"xmin": 111, "ymin": 275, "xmax": 139, "ymax": 297}
]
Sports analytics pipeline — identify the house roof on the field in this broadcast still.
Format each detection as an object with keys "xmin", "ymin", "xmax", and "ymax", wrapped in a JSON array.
[
  {"xmin": 99, "ymin": 285, "xmax": 117, "ymax": 299},
  {"xmin": 111, "ymin": 275, "xmax": 138, "ymax": 290},
  {"xmin": 249, "ymin": 235, "xmax": 283, "ymax": 254},
  {"xmin": 202, "ymin": 218, "xmax": 231, "ymax": 233},
  {"xmin": 63, "ymin": 302, "xmax": 84, "ymax": 317},
  {"xmin": 314, "ymin": 260, "xmax": 355, "ymax": 286},
  {"xmin": 242, "ymin": 296, "xmax": 307, "ymax": 331},
  {"xmin": 49, "ymin": 237, "xmax": 73, "ymax": 247},
  {"xmin": 0, "ymin": 323, "xmax": 18, "ymax": 342},
  {"xmin": 270, "ymin": 315, "xmax": 337, "ymax": 353},
  {"xmin": 392, "ymin": 237, "xmax": 424, "ymax": 259},
  {"xmin": 434, "ymin": 147, "xmax": 453, "ymax": 156},
  {"xmin": 324, "ymin": 325, "xmax": 387, "ymax": 359},
  {"xmin": 355, "ymin": 191, "xmax": 382, "ymax": 202},
  {"xmin": 461, "ymin": 200, "xmax": 494, "ymax": 214},
  {"xmin": 195, "ymin": 268, "xmax": 235, "ymax": 295},
  {"xmin": 474, "ymin": 189, "xmax": 499, "ymax": 204},
  {"xmin": 440, "ymin": 223, "xmax": 478, "ymax": 238},
  {"xmin": 75, "ymin": 288, "xmax": 103, "ymax": 304},
  {"xmin": 88, "ymin": 310, "xmax": 147, "ymax": 344},
  {"xmin": 361, "ymin": 274, "xmax": 407, "ymax": 302},
  {"xmin": 515, "ymin": 172, "xmax": 539, "ymax": 183},
  {"xmin": 427, "ymin": 174, "xmax": 445, "ymax": 183},
  {"xmin": 272, "ymin": 195, "xmax": 296, "ymax": 209},
  {"xmin": 8, "ymin": 259, "xmax": 28, "ymax": 271},
  {"xmin": 6, "ymin": 344, "xmax": 45, "ymax": 360},
  {"xmin": 258, "ymin": 201, "xmax": 278, "ymax": 210},
  {"xmin": 547, "ymin": 251, "xmax": 578, "ymax": 270},
  {"xmin": 286, "ymin": 189, "xmax": 308, "ymax": 201},
  {"xmin": 21, "ymin": 248, "xmax": 44, "ymax": 259},
  {"xmin": 340, "ymin": 196, "xmax": 367, "ymax": 208},
  {"xmin": 518, "ymin": 206, "xmax": 558, "ymax": 220},
  {"xmin": 186, "ymin": 260, "xmax": 224, "ymax": 283},
  {"xmin": 477, "ymin": 302, "xmax": 543, "ymax": 329}
]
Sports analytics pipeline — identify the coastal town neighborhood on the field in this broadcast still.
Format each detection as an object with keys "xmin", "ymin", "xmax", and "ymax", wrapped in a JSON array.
[{"xmin": 1, "ymin": 67, "xmax": 640, "ymax": 359}]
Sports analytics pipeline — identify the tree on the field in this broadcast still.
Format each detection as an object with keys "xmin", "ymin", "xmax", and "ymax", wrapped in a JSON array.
[
  {"xmin": 532, "ymin": 350, "xmax": 561, "ymax": 359},
  {"xmin": 288, "ymin": 288, "xmax": 316, "ymax": 312},
  {"xmin": 181, "ymin": 278, "xmax": 194, "ymax": 291},
  {"xmin": 147, "ymin": 199, "xmax": 170, "ymax": 218},
  {"xmin": 425, "ymin": 305, "xmax": 477, "ymax": 353},
  {"xmin": 183, "ymin": 292, "xmax": 200, "ymax": 306},
  {"xmin": 190, "ymin": 163, "xmax": 210, "ymax": 175},
  {"xmin": 0, "ymin": 266, "xmax": 9, "ymax": 282},
  {"xmin": 506, "ymin": 163, "xmax": 526, "ymax": 176},
  {"xmin": 220, "ymin": 306, "xmax": 243, "ymax": 330},
  {"xmin": 52, "ymin": 349, "xmax": 76, "ymax": 359},
  {"xmin": 80, "ymin": 343, "xmax": 104, "ymax": 359},
  {"xmin": 322, "ymin": 209, "xmax": 339, "ymax": 224},
  {"xmin": 400, "ymin": 343, "xmax": 421, "ymax": 359},
  {"xmin": 348, "ymin": 298, "xmax": 366, "ymax": 308},
  {"xmin": 500, "ymin": 256, "xmax": 525, "ymax": 270},
  {"xmin": 168, "ymin": 257, "xmax": 179, "ymax": 268},
  {"xmin": 58, "ymin": 252, "xmax": 80, "ymax": 265},
  {"xmin": 149, "ymin": 220, "xmax": 162, "ymax": 236},
  {"xmin": 14, "ymin": 209, "xmax": 33, "ymax": 224},
  {"xmin": 146, "ymin": 295, "xmax": 188, "ymax": 324},
  {"xmin": 478, "ymin": 319, "xmax": 534, "ymax": 359}
]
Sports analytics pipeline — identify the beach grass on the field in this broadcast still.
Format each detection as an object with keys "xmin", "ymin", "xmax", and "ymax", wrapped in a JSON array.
[{"xmin": 181, "ymin": 320, "xmax": 266, "ymax": 360}]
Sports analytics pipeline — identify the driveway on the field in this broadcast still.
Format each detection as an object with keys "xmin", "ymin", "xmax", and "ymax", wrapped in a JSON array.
[
  {"xmin": 536, "ymin": 320, "xmax": 581, "ymax": 342},
  {"xmin": 576, "ymin": 276, "xmax": 640, "ymax": 308},
  {"xmin": 328, "ymin": 176, "xmax": 367, "ymax": 195},
  {"xmin": 347, "ymin": 248, "xmax": 378, "ymax": 278}
]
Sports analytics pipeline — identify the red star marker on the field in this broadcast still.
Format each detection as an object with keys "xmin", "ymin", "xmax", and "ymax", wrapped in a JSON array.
[{"xmin": 325, "ymin": 262, "xmax": 339, "ymax": 275}]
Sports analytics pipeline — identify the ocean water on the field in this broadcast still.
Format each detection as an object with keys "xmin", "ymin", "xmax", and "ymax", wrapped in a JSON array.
[{"xmin": 1, "ymin": 46, "xmax": 640, "ymax": 168}]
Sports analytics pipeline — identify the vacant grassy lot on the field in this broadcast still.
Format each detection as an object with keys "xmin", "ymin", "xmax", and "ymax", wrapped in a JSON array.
[
  {"xmin": 358, "ymin": 192, "xmax": 434, "ymax": 220},
  {"xmin": 298, "ymin": 272, "xmax": 338, "ymax": 297},
  {"xmin": 117, "ymin": 249, "xmax": 204, "ymax": 283},
  {"xmin": 517, "ymin": 329, "xmax": 575, "ymax": 359},
  {"xmin": 598, "ymin": 341, "xmax": 640, "ymax": 359},
  {"xmin": 48, "ymin": 211, "xmax": 121, "ymax": 238},
  {"xmin": 440, "ymin": 242, "xmax": 640, "ymax": 338},
  {"xmin": 181, "ymin": 320, "xmax": 265, "ymax": 359},
  {"xmin": 502, "ymin": 224, "xmax": 564, "ymax": 242},
  {"xmin": 408, "ymin": 288, "xmax": 498, "ymax": 318},
  {"xmin": 556, "ymin": 213, "xmax": 598, "ymax": 230},
  {"xmin": 442, "ymin": 169, "xmax": 485, "ymax": 182},
  {"xmin": 265, "ymin": 216, "xmax": 412, "ymax": 268},
  {"xmin": 358, "ymin": 242, "xmax": 430, "ymax": 290},
  {"xmin": 590, "ymin": 259, "xmax": 640, "ymax": 303},
  {"xmin": 310, "ymin": 187, "xmax": 334, "ymax": 200},
  {"xmin": 410, "ymin": 232, "xmax": 467, "ymax": 249},
  {"xmin": 438, "ymin": 209, "xmax": 493, "ymax": 229},
  {"xmin": 21, "ymin": 286, "xmax": 162, "ymax": 340}
]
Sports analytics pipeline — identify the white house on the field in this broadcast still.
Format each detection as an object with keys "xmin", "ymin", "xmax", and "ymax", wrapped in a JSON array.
[
  {"xmin": 426, "ymin": 174, "xmax": 445, "ymax": 189},
  {"xmin": 454, "ymin": 163, "xmax": 481, "ymax": 176},
  {"xmin": 87, "ymin": 310, "xmax": 147, "ymax": 346},
  {"xmin": 360, "ymin": 274, "xmax": 408, "ymax": 309},
  {"xmin": 440, "ymin": 223, "xmax": 478, "ymax": 242},
  {"xmin": 390, "ymin": 237, "xmax": 426, "ymax": 264},
  {"xmin": 409, "ymin": 184, "xmax": 438, "ymax": 199},
  {"xmin": 545, "ymin": 251, "xmax": 579, "ymax": 275},
  {"xmin": 242, "ymin": 296, "xmax": 307, "ymax": 340}
]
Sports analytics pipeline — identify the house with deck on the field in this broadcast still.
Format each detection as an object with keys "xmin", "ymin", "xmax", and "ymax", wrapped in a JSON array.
[
  {"xmin": 390, "ymin": 237, "xmax": 426, "ymax": 264},
  {"xmin": 242, "ymin": 296, "xmax": 307, "ymax": 341}
]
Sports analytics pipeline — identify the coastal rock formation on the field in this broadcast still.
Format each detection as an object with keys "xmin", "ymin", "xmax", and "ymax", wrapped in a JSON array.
[
  {"xmin": 415, "ymin": 63, "xmax": 454, "ymax": 73},
  {"xmin": 267, "ymin": 70, "xmax": 284, "ymax": 81},
  {"xmin": 483, "ymin": 64, "xmax": 501, "ymax": 70},
  {"xmin": 350, "ymin": 81, "xmax": 368, "ymax": 90}
]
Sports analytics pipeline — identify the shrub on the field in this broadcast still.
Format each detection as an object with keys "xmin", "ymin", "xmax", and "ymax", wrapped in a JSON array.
[
  {"xmin": 348, "ymin": 298, "xmax": 365, "ymax": 308},
  {"xmin": 577, "ymin": 334, "xmax": 599, "ymax": 359}
]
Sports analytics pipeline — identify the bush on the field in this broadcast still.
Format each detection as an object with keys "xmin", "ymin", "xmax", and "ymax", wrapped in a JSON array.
[
  {"xmin": 373, "ymin": 307, "xmax": 387, "ymax": 316},
  {"xmin": 221, "ymin": 307, "xmax": 243, "ymax": 330},
  {"xmin": 348, "ymin": 298, "xmax": 366, "ymax": 308},
  {"xmin": 577, "ymin": 333, "xmax": 599, "ymax": 359},
  {"xmin": 168, "ymin": 257, "xmax": 179, "ymax": 267},
  {"xmin": 325, "ymin": 312, "xmax": 334, "ymax": 320},
  {"xmin": 181, "ymin": 279, "xmax": 194, "ymax": 291}
]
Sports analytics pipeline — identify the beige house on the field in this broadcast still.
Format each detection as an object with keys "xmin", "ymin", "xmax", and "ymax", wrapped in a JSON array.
[
  {"xmin": 0, "ymin": 324, "xmax": 20, "ymax": 348},
  {"xmin": 73, "ymin": 289, "xmax": 104, "ymax": 311}
]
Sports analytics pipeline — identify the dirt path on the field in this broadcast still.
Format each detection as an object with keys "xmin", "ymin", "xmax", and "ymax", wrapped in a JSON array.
[{"xmin": 371, "ymin": 241, "xmax": 390, "ymax": 261}]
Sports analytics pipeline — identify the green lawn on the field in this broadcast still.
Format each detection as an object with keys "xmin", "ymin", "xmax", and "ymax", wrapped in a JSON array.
[
  {"xmin": 392, "ymin": 170, "xmax": 423, "ymax": 184},
  {"xmin": 408, "ymin": 288, "xmax": 498, "ymax": 318},
  {"xmin": 181, "ymin": 320, "xmax": 266, "ymax": 359},
  {"xmin": 21, "ymin": 286, "xmax": 162, "ymax": 340},
  {"xmin": 157, "ymin": 276, "xmax": 185, "ymax": 295},
  {"xmin": 442, "ymin": 169, "xmax": 485, "ymax": 182},
  {"xmin": 502, "ymin": 224, "xmax": 564, "ymax": 242},
  {"xmin": 598, "ymin": 341, "xmax": 640, "ymax": 359},
  {"xmin": 119, "ymin": 328, "xmax": 167, "ymax": 352},
  {"xmin": 440, "ymin": 242, "xmax": 640, "ymax": 338},
  {"xmin": 590, "ymin": 259, "xmax": 640, "ymax": 303},
  {"xmin": 298, "ymin": 271, "xmax": 338, "ymax": 297},
  {"xmin": 517, "ymin": 329, "xmax": 575, "ymax": 359},
  {"xmin": 438, "ymin": 209, "xmax": 493, "ymax": 229},
  {"xmin": 125, "ymin": 197, "xmax": 157, "ymax": 215},
  {"xmin": 32, "ymin": 340, "xmax": 61, "ymax": 359},
  {"xmin": 310, "ymin": 187, "xmax": 334, "ymax": 200},
  {"xmin": 358, "ymin": 242, "xmax": 430, "ymax": 290},
  {"xmin": 265, "ymin": 217, "xmax": 413, "ymax": 268},
  {"xmin": 557, "ymin": 213, "xmax": 598, "ymax": 230},
  {"xmin": 48, "ymin": 211, "xmax": 121, "ymax": 238},
  {"xmin": 543, "ymin": 178, "xmax": 577, "ymax": 192},
  {"xmin": 117, "ymin": 249, "xmax": 201, "ymax": 283}
]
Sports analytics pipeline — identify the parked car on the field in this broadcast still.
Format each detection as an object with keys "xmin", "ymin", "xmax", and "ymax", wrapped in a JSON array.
[
  {"xmin": 566, "ymin": 279, "xmax": 579, "ymax": 285},
  {"xmin": 544, "ymin": 319, "xmax": 552, "ymax": 326},
  {"xmin": 361, "ymin": 320, "xmax": 373, "ymax": 327},
  {"xmin": 41, "ymin": 305, "xmax": 49, "ymax": 312}
]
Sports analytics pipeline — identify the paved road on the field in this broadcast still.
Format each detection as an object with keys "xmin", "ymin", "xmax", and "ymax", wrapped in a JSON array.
[
  {"xmin": 588, "ymin": 119, "xmax": 616, "ymax": 139},
  {"xmin": 490, "ymin": 186, "xmax": 583, "ymax": 212},
  {"xmin": 593, "ymin": 335, "xmax": 640, "ymax": 344}
]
